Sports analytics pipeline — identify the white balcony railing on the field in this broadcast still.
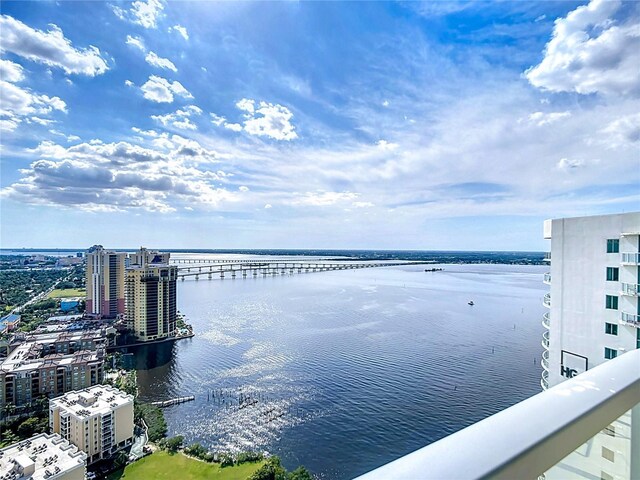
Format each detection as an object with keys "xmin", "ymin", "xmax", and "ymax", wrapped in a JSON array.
[
  {"xmin": 542, "ymin": 312, "xmax": 550, "ymax": 329},
  {"xmin": 543, "ymin": 252, "xmax": 551, "ymax": 262},
  {"xmin": 355, "ymin": 349, "xmax": 640, "ymax": 480},
  {"xmin": 541, "ymin": 330, "xmax": 549, "ymax": 350},
  {"xmin": 621, "ymin": 252, "xmax": 640, "ymax": 265},
  {"xmin": 543, "ymin": 273, "xmax": 551, "ymax": 284},
  {"xmin": 621, "ymin": 311, "xmax": 640, "ymax": 328},
  {"xmin": 621, "ymin": 283, "xmax": 639, "ymax": 296},
  {"xmin": 543, "ymin": 293, "xmax": 551, "ymax": 308},
  {"xmin": 540, "ymin": 370, "xmax": 549, "ymax": 391},
  {"xmin": 541, "ymin": 350, "xmax": 549, "ymax": 371}
]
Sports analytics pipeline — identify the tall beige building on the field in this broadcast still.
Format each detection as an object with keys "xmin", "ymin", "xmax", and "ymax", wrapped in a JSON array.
[
  {"xmin": 130, "ymin": 247, "xmax": 171, "ymax": 267},
  {"xmin": 49, "ymin": 385, "xmax": 134, "ymax": 465},
  {"xmin": 0, "ymin": 433, "xmax": 87, "ymax": 480},
  {"xmin": 125, "ymin": 263, "xmax": 178, "ymax": 342},
  {"xmin": 86, "ymin": 246, "xmax": 127, "ymax": 318}
]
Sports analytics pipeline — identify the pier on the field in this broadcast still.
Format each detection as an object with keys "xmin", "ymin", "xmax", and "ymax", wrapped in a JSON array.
[
  {"xmin": 173, "ymin": 260, "xmax": 435, "ymax": 280},
  {"xmin": 150, "ymin": 396, "xmax": 195, "ymax": 408}
]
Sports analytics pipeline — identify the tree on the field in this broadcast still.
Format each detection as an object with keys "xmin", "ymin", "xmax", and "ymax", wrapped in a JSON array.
[
  {"xmin": 161, "ymin": 435, "xmax": 183, "ymax": 453},
  {"xmin": 248, "ymin": 456, "xmax": 288, "ymax": 480},
  {"xmin": 17, "ymin": 417, "xmax": 40, "ymax": 437},
  {"xmin": 288, "ymin": 466, "xmax": 313, "ymax": 480}
]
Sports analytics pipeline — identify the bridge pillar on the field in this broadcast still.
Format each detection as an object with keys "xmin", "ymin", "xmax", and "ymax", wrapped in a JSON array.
[
  {"xmin": 208, "ymin": 273, "xmax": 212, "ymax": 279},
  {"xmin": 195, "ymin": 274, "xmax": 199, "ymax": 280}
]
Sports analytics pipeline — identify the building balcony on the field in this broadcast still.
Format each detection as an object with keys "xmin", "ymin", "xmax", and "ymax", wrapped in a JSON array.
[
  {"xmin": 621, "ymin": 252, "xmax": 640, "ymax": 265},
  {"xmin": 542, "ymin": 312, "xmax": 550, "ymax": 329},
  {"xmin": 541, "ymin": 350, "xmax": 549, "ymax": 371},
  {"xmin": 543, "ymin": 252, "xmax": 551, "ymax": 262},
  {"xmin": 543, "ymin": 273, "xmax": 551, "ymax": 285},
  {"xmin": 541, "ymin": 330, "xmax": 549, "ymax": 350},
  {"xmin": 540, "ymin": 370, "xmax": 549, "ymax": 391},
  {"xmin": 543, "ymin": 293, "xmax": 551, "ymax": 308},
  {"xmin": 621, "ymin": 283, "xmax": 639, "ymax": 296},
  {"xmin": 621, "ymin": 311, "xmax": 640, "ymax": 328},
  {"xmin": 355, "ymin": 349, "xmax": 640, "ymax": 480}
]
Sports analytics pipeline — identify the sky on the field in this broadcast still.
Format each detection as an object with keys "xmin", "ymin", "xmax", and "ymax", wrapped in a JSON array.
[{"xmin": 0, "ymin": 0, "xmax": 638, "ymax": 251}]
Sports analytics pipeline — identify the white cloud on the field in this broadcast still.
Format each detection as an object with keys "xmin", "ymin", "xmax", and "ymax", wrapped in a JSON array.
[
  {"xmin": 238, "ymin": 99, "xmax": 298, "ymax": 141},
  {"xmin": 29, "ymin": 116, "xmax": 56, "ymax": 126},
  {"xmin": 145, "ymin": 51, "xmax": 177, "ymax": 72},
  {"xmin": 66, "ymin": 134, "xmax": 80, "ymax": 142},
  {"xmin": 239, "ymin": 186, "xmax": 249, "ymax": 192},
  {"xmin": 1, "ymin": 136, "xmax": 235, "ymax": 212},
  {"xmin": 1, "ymin": 79, "xmax": 66, "ymax": 132},
  {"xmin": 124, "ymin": 80, "xmax": 134, "ymax": 87},
  {"xmin": 0, "ymin": 59, "xmax": 25, "ymax": 83},
  {"xmin": 125, "ymin": 35, "xmax": 146, "ymax": 52},
  {"xmin": 139, "ymin": 75, "xmax": 192, "ymax": 103},
  {"xmin": 264, "ymin": 204, "xmax": 272, "ymax": 209},
  {"xmin": 601, "ymin": 113, "xmax": 640, "ymax": 147},
  {"xmin": 292, "ymin": 191, "xmax": 359, "ymax": 207},
  {"xmin": 224, "ymin": 123, "xmax": 242, "ymax": 132},
  {"xmin": 557, "ymin": 158, "xmax": 585, "ymax": 170},
  {"xmin": 0, "ymin": 15, "xmax": 109, "ymax": 76},
  {"xmin": 525, "ymin": 0, "xmax": 640, "ymax": 96},
  {"xmin": 382, "ymin": 100, "xmax": 390, "ymax": 107},
  {"xmin": 376, "ymin": 140, "xmax": 399, "ymax": 150},
  {"xmin": 113, "ymin": 0, "xmax": 164, "ymax": 29},
  {"xmin": 169, "ymin": 25, "xmax": 189, "ymax": 40},
  {"xmin": 353, "ymin": 201, "xmax": 375, "ymax": 208},
  {"xmin": 151, "ymin": 105, "xmax": 202, "ymax": 130},
  {"xmin": 527, "ymin": 111, "xmax": 571, "ymax": 126},
  {"xmin": 210, "ymin": 113, "xmax": 226, "ymax": 126}
]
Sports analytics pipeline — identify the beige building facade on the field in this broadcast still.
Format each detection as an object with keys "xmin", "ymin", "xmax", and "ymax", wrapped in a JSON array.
[
  {"xmin": 49, "ymin": 385, "xmax": 134, "ymax": 465},
  {"xmin": 86, "ymin": 246, "xmax": 126, "ymax": 318},
  {"xmin": 125, "ymin": 264, "xmax": 177, "ymax": 342}
]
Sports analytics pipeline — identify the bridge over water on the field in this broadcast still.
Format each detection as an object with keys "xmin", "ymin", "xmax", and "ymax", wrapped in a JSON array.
[{"xmin": 172, "ymin": 260, "xmax": 435, "ymax": 280}]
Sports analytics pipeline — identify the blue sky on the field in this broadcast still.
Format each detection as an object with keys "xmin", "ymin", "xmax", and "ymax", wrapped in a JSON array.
[{"xmin": 1, "ymin": 0, "xmax": 638, "ymax": 250}]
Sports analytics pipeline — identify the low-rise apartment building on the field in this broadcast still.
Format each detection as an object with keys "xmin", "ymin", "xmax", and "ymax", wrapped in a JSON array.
[
  {"xmin": 49, "ymin": 385, "xmax": 134, "ymax": 465},
  {"xmin": 0, "ymin": 331, "xmax": 106, "ymax": 411},
  {"xmin": 0, "ymin": 433, "xmax": 87, "ymax": 480}
]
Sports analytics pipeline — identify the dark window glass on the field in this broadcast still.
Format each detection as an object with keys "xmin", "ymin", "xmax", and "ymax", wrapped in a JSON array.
[
  {"xmin": 606, "ymin": 267, "xmax": 619, "ymax": 281},
  {"xmin": 606, "ymin": 239, "xmax": 619, "ymax": 253},
  {"xmin": 605, "ymin": 295, "xmax": 618, "ymax": 310},
  {"xmin": 605, "ymin": 323, "xmax": 618, "ymax": 335}
]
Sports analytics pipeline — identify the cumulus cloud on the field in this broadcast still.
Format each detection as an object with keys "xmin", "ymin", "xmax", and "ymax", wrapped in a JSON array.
[
  {"xmin": 601, "ymin": 113, "xmax": 640, "ymax": 147},
  {"xmin": 145, "ymin": 51, "xmax": 177, "ymax": 72},
  {"xmin": 210, "ymin": 112, "xmax": 244, "ymax": 133},
  {"xmin": 525, "ymin": 0, "xmax": 640, "ymax": 96},
  {"xmin": 1, "ymin": 136, "xmax": 236, "ymax": 212},
  {"xmin": 139, "ymin": 75, "xmax": 192, "ymax": 103},
  {"xmin": 169, "ymin": 25, "xmax": 188, "ymax": 40},
  {"xmin": 112, "ymin": 0, "xmax": 164, "ymax": 29},
  {"xmin": 376, "ymin": 140, "xmax": 399, "ymax": 150},
  {"xmin": 0, "ymin": 15, "xmax": 109, "ymax": 76},
  {"xmin": 0, "ymin": 59, "xmax": 25, "ymax": 83},
  {"xmin": 125, "ymin": 35, "xmax": 146, "ymax": 52},
  {"xmin": 236, "ymin": 98, "xmax": 298, "ymax": 141},
  {"xmin": 224, "ymin": 123, "xmax": 242, "ymax": 132},
  {"xmin": 527, "ymin": 111, "xmax": 571, "ymax": 126},
  {"xmin": 1, "ymin": 73, "xmax": 66, "ymax": 132},
  {"xmin": 151, "ymin": 105, "xmax": 202, "ymax": 130},
  {"xmin": 557, "ymin": 158, "xmax": 585, "ymax": 170}
]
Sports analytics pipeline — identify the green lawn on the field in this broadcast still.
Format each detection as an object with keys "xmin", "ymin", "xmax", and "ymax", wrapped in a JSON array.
[
  {"xmin": 47, "ymin": 288, "xmax": 86, "ymax": 299},
  {"xmin": 108, "ymin": 451, "xmax": 265, "ymax": 480}
]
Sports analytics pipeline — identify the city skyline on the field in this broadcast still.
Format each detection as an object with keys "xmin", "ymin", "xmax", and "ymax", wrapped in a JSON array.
[{"xmin": 1, "ymin": 0, "xmax": 639, "ymax": 251}]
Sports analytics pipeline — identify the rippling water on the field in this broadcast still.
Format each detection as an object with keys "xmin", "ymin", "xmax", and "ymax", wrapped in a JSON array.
[{"xmin": 133, "ymin": 260, "xmax": 546, "ymax": 479}]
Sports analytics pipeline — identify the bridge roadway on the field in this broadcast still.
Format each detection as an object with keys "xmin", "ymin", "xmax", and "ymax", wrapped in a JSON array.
[{"xmin": 175, "ymin": 261, "xmax": 434, "ymax": 280}]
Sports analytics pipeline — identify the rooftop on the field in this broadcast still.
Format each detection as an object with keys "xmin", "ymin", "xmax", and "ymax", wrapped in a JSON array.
[
  {"xmin": 0, "ymin": 433, "xmax": 86, "ymax": 480},
  {"xmin": 50, "ymin": 385, "xmax": 133, "ymax": 418}
]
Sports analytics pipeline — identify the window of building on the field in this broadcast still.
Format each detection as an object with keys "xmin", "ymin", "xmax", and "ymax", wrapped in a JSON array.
[
  {"xmin": 605, "ymin": 323, "xmax": 618, "ymax": 335},
  {"xmin": 605, "ymin": 295, "xmax": 618, "ymax": 310},
  {"xmin": 601, "ymin": 446, "xmax": 614, "ymax": 462},
  {"xmin": 606, "ymin": 239, "xmax": 619, "ymax": 253},
  {"xmin": 637, "ymin": 329, "xmax": 640, "ymax": 350},
  {"xmin": 601, "ymin": 472, "xmax": 614, "ymax": 480},
  {"xmin": 605, "ymin": 267, "xmax": 619, "ymax": 282},
  {"xmin": 603, "ymin": 425, "xmax": 616, "ymax": 437},
  {"xmin": 604, "ymin": 347, "xmax": 617, "ymax": 360}
]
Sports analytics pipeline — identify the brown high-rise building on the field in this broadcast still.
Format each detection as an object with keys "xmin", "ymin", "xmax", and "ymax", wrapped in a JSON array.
[{"xmin": 86, "ymin": 246, "xmax": 126, "ymax": 317}]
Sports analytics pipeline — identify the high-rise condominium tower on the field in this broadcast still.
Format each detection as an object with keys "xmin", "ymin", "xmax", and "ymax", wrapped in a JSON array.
[
  {"xmin": 542, "ymin": 212, "xmax": 640, "ymax": 480},
  {"xmin": 125, "ymin": 250, "xmax": 177, "ymax": 342},
  {"xmin": 86, "ymin": 246, "xmax": 126, "ymax": 318}
]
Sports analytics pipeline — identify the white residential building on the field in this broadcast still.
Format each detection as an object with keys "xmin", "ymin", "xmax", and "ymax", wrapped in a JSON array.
[
  {"xmin": 0, "ymin": 433, "xmax": 87, "ymax": 480},
  {"xmin": 49, "ymin": 385, "xmax": 134, "ymax": 465},
  {"xmin": 541, "ymin": 212, "xmax": 640, "ymax": 480}
]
